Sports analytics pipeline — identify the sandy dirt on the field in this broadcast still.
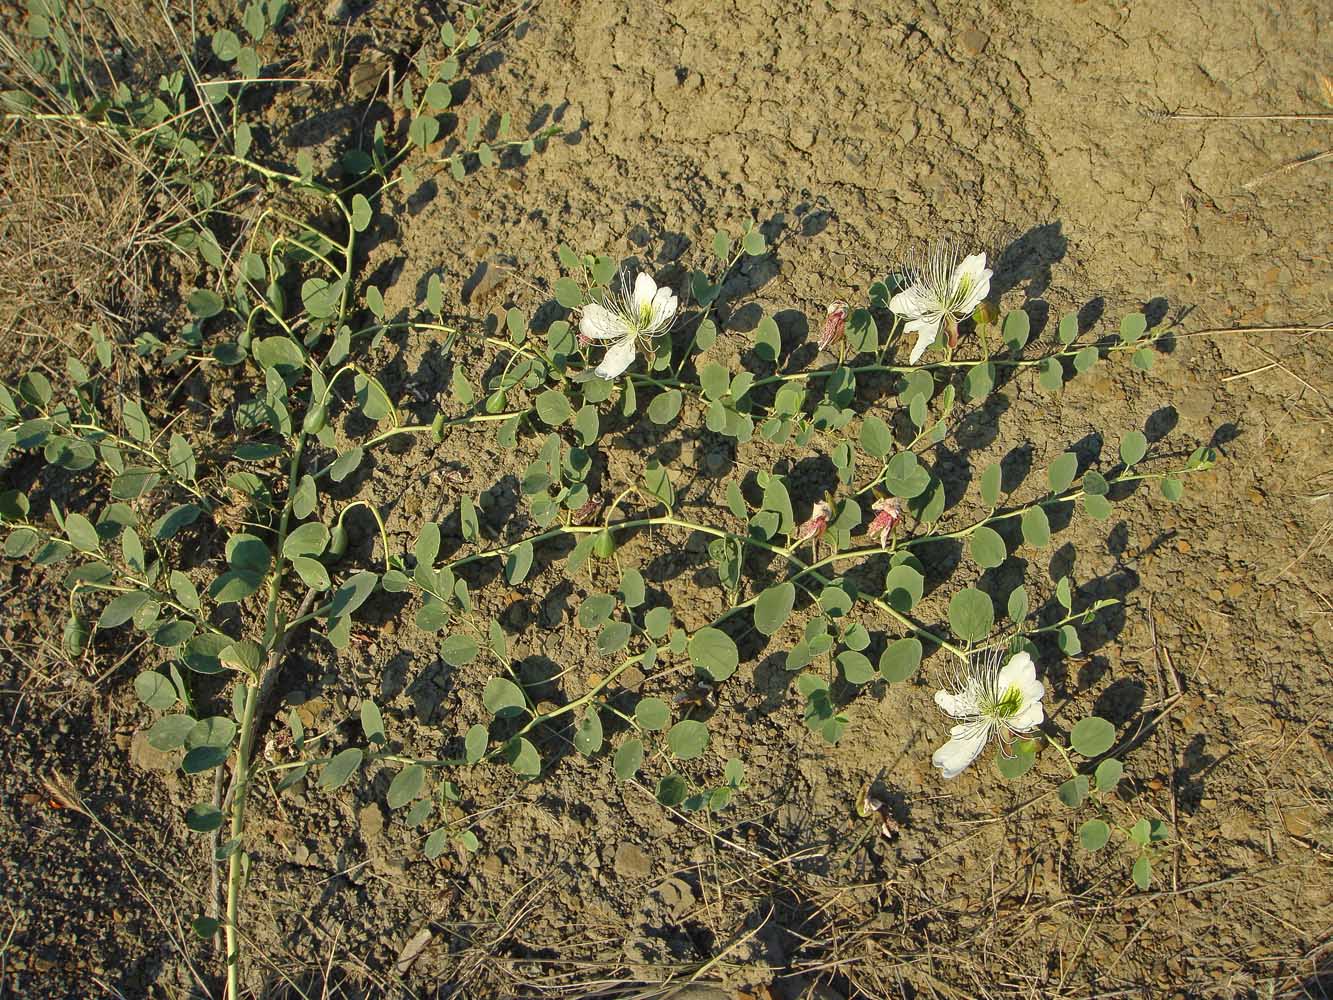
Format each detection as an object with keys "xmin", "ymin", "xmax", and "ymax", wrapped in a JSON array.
[{"xmin": 1, "ymin": 1, "xmax": 1330, "ymax": 998}]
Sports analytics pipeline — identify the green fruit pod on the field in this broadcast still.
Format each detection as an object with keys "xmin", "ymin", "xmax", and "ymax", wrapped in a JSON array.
[
  {"xmin": 302, "ymin": 404, "xmax": 327, "ymax": 435},
  {"xmin": 328, "ymin": 524, "xmax": 349, "ymax": 557},
  {"xmin": 593, "ymin": 530, "xmax": 616, "ymax": 559},
  {"xmin": 63, "ymin": 614, "xmax": 90, "ymax": 656}
]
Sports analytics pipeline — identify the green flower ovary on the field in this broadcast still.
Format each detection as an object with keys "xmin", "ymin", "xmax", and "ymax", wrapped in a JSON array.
[{"xmin": 982, "ymin": 683, "xmax": 1024, "ymax": 721}]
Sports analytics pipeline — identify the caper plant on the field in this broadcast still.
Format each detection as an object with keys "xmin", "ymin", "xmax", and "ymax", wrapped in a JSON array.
[{"xmin": 1, "ymin": 3, "xmax": 1211, "ymax": 995}]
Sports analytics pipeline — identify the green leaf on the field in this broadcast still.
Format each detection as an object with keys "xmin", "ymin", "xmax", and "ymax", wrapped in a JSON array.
[
  {"xmin": 408, "ymin": 114, "xmax": 440, "ymax": 148},
  {"xmin": 879, "ymin": 637, "xmax": 922, "ymax": 682},
  {"xmin": 301, "ymin": 277, "xmax": 343, "ymax": 319},
  {"xmin": 211, "ymin": 28, "xmax": 241, "ymax": 61},
  {"xmin": 282, "ymin": 522, "xmax": 329, "ymax": 558},
  {"xmin": 597, "ymin": 621, "xmax": 632, "ymax": 656},
  {"xmin": 980, "ymin": 464, "xmax": 1002, "ymax": 507},
  {"xmin": 1048, "ymin": 452, "xmax": 1078, "ymax": 493},
  {"xmin": 656, "ymin": 773, "xmax": 687, "ymax": 807},
  {"xmin": 290, "ymin": 556, "xmax": 331, "ymax": 590},
  {"xmin": 1002, "ymin": 309, "xmax": 1030, "ymax": 351},
  {"xmin": 505, "ymin": 540, "xmax": 534, "ymax": 585},
  {"xmin": 483, "ymin": 677, "xmax": 526, "ymax": 717},
  {"xmin": 319, "ymin": 748, "xmax": 363, "ymax": 789},
  {"xmin": 1130, "ymin": 818, "xmax": 1151, "ymax": 846},
  {"xmin": 643, "ymin": 606, "xmax": 671, "ymax": 639},
  {"xmin": 1079, "ymin": 818, "xmax": 1111, "ymax": 852},
  {"xmin": 754, "ymin": 582, "xmax": 795, "ymax": 636},
  {"xmin": 573, "ymin": 708, "xmax": 603, "ymax": 756},
  {"xmin": 613, "ymin": 738, "xmax": 643, "ymax": 780},
  {"xmin": 963, "ymin": 361, "xmax": 994, "ymax": 402},
  {"xmin": 884, "ymin": 564, "xmax": 924, "ymax": 613},
  {"xmin": 554, "ymin": 278, "xmax": 583, "ymax": 308},
  {"xmin": 635, "ymin": 697, "xmax": 671, "ymax": 731},
  {"xmin": 996, "ymin": 745, "xmax": 1036, "ymax": 779},
  {"xmin": 667, "ymin": 719, "xmax": 709, "ymax": 760},
  {"xmin": 837, "ymin": 650, "xmax": 875, "ymax": 684},
  {"xmin": 859, "ymin": 415, "xmax": 893, "ymax": 460},
  {"xmin": 883, "ymin": 452, "xmax": 930, "ymax": 499},
  {"xmin": 1007, "ymin": 585, "xmax": 1028, "ymax": 623},
  {"xmin": 643, "ymin": 461, "xmax": 674, "ymax": 508},
  {"xmin": 1021, "ymin": 506, "xmax": 1051, "ymax": 548},
  {"xmin": 440, "ymin": 634, "xmax": 480, "ymax": 666},
  {"xmin": 182, "ymin": 746, "xmax": 228, "ymax": 774},
  {"xmin": 1058, "ymin": 775, "xmax": 1090, "ymax": 808},
  {"xmin": 1119, "ymin": 312, "xmax": 1147, "ymax": 343},
  {"xmin": 647, "ymin": 389, "xmax": 683, "ymax": 424},
  {"xmin": 1094, "ymin": 757, "xmax": 1124, "ymax": 791},
  {"xmin": 64, "ymin": 513, "xmax": 101, "ymax": 553},
  {"xmin": 187, "ymin": 716, "xmax": 238, "ymax": 750},
  {"xmin": 327, "ymin": 571, "xmax": 377, "ymax": 620},
  {"xmin": 464, "ymin": 724, "xmax": 488, "ymax": 763},
  {"xmin": 1057, "ymin": 312, "xmax": 1079, "ymax": 344},
  {"xmin": 688, "ymin": 627, "xmax": 738, "ymax": 681},
  {"xmin": 1161, "ymin": 477, "xmax": 1183, "ymax": 502},
  {"xmin": 535, "ymin": 389, "xmax": 571, "ymax": 425},
  {"xmin": 387, "ymin": 764, "xmax": 425, "ymax": 809},
  {"xmin": 133, "ymin": 670, "xmax": 177, "ymax": 711},
  {"xmin": 970, "ymin": 526, "xmax": 1006, "ymax": 569},
  {"xmin": 948, "ymin": 588, "xmax": 994, "ymax": 643},
  {"xmin": 186, "ymin": 803, "xmax": 223, "ymax": 833},
  {"xmin": 742, "ymin": 229, "xmax": 767, "ymax": 255},
  {"xmin": 504, "ymin": 737, "xmax": 541, "ymax": 779},
  {"xmin": 1120, "ymin": 430, "xmax": 1148, "ymax": 466},
  {"xmin": 618, "ymin": 567, "xmax": 645, "ymax": 608},
  {"xmin": 99, "ymin": 590, "xmax": 150, "ymax": 629},
  {"xmin": 1038, "ymin": 356, "xmax": 1063, "ymax": 392},
  {"xmin": 1083, "ymin": 493, "xmax": 1113, "ymax": 521},
  {"xmin": 1132, "ymin": 855, "xmax": 1151, "ymax": 890},
  {"xmin": 146, "ymin": 714, "xmax": 195, "ymax": 750},
  {"xmin": 1071, "ymin": 717, "xmax": 1116, "ymax": 757}
]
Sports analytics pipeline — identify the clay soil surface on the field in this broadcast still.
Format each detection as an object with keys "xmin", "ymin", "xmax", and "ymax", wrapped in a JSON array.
[{"xmin": 1, "ymin": 1, "xmax": 1331, "ymax": 998}]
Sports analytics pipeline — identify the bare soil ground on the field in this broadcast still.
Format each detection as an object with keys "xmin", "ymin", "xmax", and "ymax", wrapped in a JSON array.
[{"xmin": 1, "ymin": 1, "xmax": 1330, "ymax": 998}]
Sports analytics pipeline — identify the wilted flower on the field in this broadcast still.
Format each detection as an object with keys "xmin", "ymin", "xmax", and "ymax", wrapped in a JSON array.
[
  {"xmin": 889, "ymin": 241, "xmax": 992, "ymax": 364},
  {"xmin": 794, "ymin": 500, "xmax": 832, "ymax": 545},
  {"xmin": 817, "ymin": 301, "xmax": 849, "ymax": 351},
  {"xmin": 857, "ymin": 784, "xmax": 900, "ymax": 840},
  {"xmin": 932, "ymin": 649, "xmax": 1044, "ymax": 779},
  {"xmin": 579, "ymin": 272, "xmax": 679, "ymax": 379},
  {"xmin": 867, "ymin": 497, "xmax": 903, "ymax": 547}
]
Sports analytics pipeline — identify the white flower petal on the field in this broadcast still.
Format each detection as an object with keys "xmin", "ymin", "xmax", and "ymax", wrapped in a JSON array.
[
  {"xmin": 950, "ymin": 253, "xmax": 992, "ymax": 315},
  {"xmin": 1008, "ymin": 699, "xmax": 1044, "ymax": 731},
  {"xmin": 907, "ymin": 316, "xmax": 941, "ymax": 364},
  {"xmin": 935, "ymin": 689, "xmax": 977, "ymax": 719},
  {"xmin": 594, "ymin": 335, "xmax": 637, "ymax": 380},
  {"xmin": 581, "ymin": 303, "xmax": 628, "ymax": 341},
  {"xmin": 997, "ymin": 652, "xmax": 1044, "ymax": 705},
  {"xmin": 932, "ymin": 724, "xmax": 990, "ymax": 779},
  {"xmin": 647, "ymin": 286, "xmax": 678, "ymax": 331},
  {"xmin": 632, "ymin": 272, "xmax": 658, "ymax": 313},
  {"xmin": 889, "ymin": 284, "xmax": 930, "ymax": 319}
]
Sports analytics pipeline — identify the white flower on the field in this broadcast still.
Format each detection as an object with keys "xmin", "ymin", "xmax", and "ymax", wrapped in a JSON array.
[
  {"xmin": 932, "ymin": 648, "xmax": 1044, "ymax": 779},
  {"xmin": 578, "ymin": 272, "xmax": 679, "ymax": 380},
  {"xmin": 889, "ymin": 242, "xmax": 992, "ymax": 364}
]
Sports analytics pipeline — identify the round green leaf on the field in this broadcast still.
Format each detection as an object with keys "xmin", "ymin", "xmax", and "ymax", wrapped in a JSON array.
[
  {"xmin": 1071, "ymin": 717, "xmax": 1116, "ymax": 757},
  {"xmin": 146, "ymin": 714, "xmax": 195, "ymax": 750},
  {"xmin": 185, "ymin": 803, "xmax": 223, "ymax": 833},
  {"xmin": 1132, "ymin": 855, "xmax": 1152, "ymax": 890},
  {"xmin": 440, "ymin": 634, "xmax": 479, "ymax": 666},
  {"xmin": 656, "ymin": 773, "xmax": 688, "ymax": 807},
  {"xmin": 647, "ymin": 389, "xmax": 683, "ymax": 425},
  {"xmin": 613, "ymin": 738, "xmax": 643, "ymax": 780},
  {"xmin": 667, "ymin": 720, "xmax": 709, "ymax": 760},
  {"xmin": 688, "ymin": 627, "xmax": 738, "ymax": 681},
  {"xmin": 1094, "ymin": 757, "xmax": 1124, "ymax": 791},
  {"xmin": 1161, "ymin": 477, "xmax": 1183, "ymax": 502},
  {"xmin": 1079, "ymin": 818, "xmax": 1111, "ymax": 852},
  {"xmin": 970, "ymin": 526, "xmax": 1006, "ymax": 569},
  {"xmin": 996, "ymin": 746, "xmax": 1036, "ymax": 779},
  {"xmin": 635, "ymin": 697, "xmax": 671, "ymax": 731},
  {"xmin": 948, "ymin": 588, "xmax": 994, "ymax": 643},
  {"xmin": 1058, "ymin": 775, "xmax": 1090, "ymax": 808},
  {"xmin": 505, "ymin": 540, "xmax": 534, "ymax": 585},
  {"xmin": 879, "ymin": 637, "xmax": 922, "ymax": 682},
  {"xmin": 187, "ymin": 716, "xmax": 237, "ymax": 749},
  {"xmin": 884, "ymin": 564, "xmax": 924, "ymax": 612},
  {"xmin": 1120, "ymin": 431, "xmax": 1148, "ymax": 466},
  {"xmin": 1048, "ymin": 452, "xmax": 1078, "ymax": 493},
  {"xmin": 574, "ymin": 708, "xmax": 603, "ymax": 756},
  {"xmin": 754, "ymin": 582, "xmax": 795, "ymax": 636},
  {"xmin": 387, "ymin": 764, "xmax": 425, "ymax": 809},
  {"xmin": 1021, "ymin": 506, "xmax": 1051, "ymax": 548},
  {"xmin": 464, "ymin": 724, "xmax": 488, "ymax": 763},
  {"xmin": 283, "ymin": 521, "xmax": 329, "ymax": 558},
  {"xmin": 319, "ymin": 748, "xmax": 363, "ymax": 789},
  {"xmin": 837, "ymin": 650, "xmax": 875, "ymax": 684},
  {"xmin": 482, "ymin": 677, "xmax": 526, "ymax": 718},
  {"xmin": 505, "ymin": 737, "xmax": 541, "ymax": 779},
  {"xmin": 134, "ymin": 670, "xmax": 177, "ymax": 711},
  {"xmin": 883, "ymin": 452, "xmax": 930, "ymax": 499},
  {"xmin": 535, "ymin": 389, "xmax": 572, "ymax": 425}
]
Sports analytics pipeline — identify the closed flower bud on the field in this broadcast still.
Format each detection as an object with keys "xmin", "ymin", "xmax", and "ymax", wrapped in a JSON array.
[{"xmin": 817, "ymin": 301, "xmax": 849, "ymax": 351}]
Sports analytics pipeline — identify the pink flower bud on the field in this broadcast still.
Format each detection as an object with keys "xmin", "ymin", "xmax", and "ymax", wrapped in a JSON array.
[
  {"xmin": 817, "ymin": 301, "xmax": 849, "ymax": 350},
  {"xmin": 868, "ymin": 497, "xmax": 904, "ymax": 547},
  {"xmin": 795, "ymin": 500, "xmax": 833, "ymax": 544}
]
